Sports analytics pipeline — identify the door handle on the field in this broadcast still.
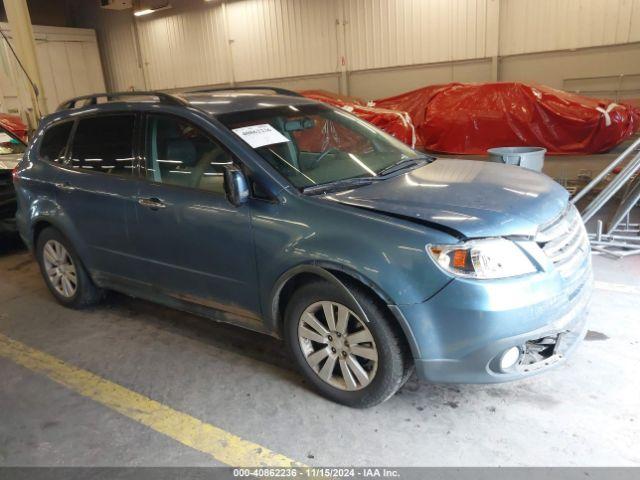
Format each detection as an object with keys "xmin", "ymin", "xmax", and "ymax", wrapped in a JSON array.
[
  {"xmin": 54, "ymin": 182, "xmax": 76, "ymax": 192},
  {"xmin": 138, "ymin": 197, "xmax": 166, "ymax": 210}
]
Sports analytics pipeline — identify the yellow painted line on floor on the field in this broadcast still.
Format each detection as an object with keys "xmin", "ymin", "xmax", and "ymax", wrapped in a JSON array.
[
  {"xmin": 0, "ymin": 332, "xmax": 303, "ymax": 468},
  {"xmin": 595, "ymin": 280, "xmax": 640, "ymax": 296}
]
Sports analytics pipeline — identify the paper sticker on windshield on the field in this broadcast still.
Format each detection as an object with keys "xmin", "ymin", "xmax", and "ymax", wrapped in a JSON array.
[{"xmin": 232, "ymin": 124, "xmax": 290, "ymax": 149}]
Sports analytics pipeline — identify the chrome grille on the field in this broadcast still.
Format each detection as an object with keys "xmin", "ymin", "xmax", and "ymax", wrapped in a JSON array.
[{"xmin": 536, "ymin": 204, "xmax": 590, "ymax": 278}]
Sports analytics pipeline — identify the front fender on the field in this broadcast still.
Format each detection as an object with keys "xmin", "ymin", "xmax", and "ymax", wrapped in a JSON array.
[
  {"xmin": 267, "ymin": 261, "xmax": 424, "ymax": 358},
  {"xmin": 269, "ymin": 263, "xmax": 372, "ymax": 325},
  {"xmin": 251, "ymin": 194, "xmax": 456, "ymax": 330}
]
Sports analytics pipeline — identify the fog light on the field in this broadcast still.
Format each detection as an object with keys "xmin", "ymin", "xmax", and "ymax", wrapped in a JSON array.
[{"xmin": 500, "ymin": 347, "xmax": 521, "ymax": 371}]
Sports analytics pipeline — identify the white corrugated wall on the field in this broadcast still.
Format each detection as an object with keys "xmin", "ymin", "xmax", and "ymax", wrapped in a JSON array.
[
  {"xmin": 95, "ymin": 12, "xmax": 144, "ymax": 92},
  {"xmin": 226, "ymin": 0, "xmax": 339, "ymax": 82},
  {"xmin": 93, "ymin": 0, "xmax": 640, "ymax": 92},
  {"xmin": 343, "ymin": 0, "xmax": 495, "ymax": 71},
  {"xmin": 137, "ymin": 6, "xmax": 229, "ymax": 90},
  {"xmin": 0, "ymin": 24, "xmax": 106, "ymax": 116},
  {"xmin": 500, "ymin": 0, "xmax": 640, "ymax": 55}
]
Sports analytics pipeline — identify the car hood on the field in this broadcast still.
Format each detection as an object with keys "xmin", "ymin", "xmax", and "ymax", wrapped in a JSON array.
[{"xmin": 326, "ymin": 159, "xmax": 569, "ymax": 238}]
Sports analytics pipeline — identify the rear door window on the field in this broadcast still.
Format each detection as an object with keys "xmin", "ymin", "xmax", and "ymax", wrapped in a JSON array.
[
  {"xmin": 39, "ymin": 122, "xmax": 73, "ymax": 163},
  {"xmin": 68, "ymin": 115, "xmax": 136, "ymax": 175}
]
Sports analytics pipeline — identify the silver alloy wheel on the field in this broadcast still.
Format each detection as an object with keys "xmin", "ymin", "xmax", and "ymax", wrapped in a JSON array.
[
  {"xmin": 298, "ymin": 301, "xmax": 378, "ymax": 391},
  {"xmin": 42, "ymin": 240, "xmax": 77, "ymax": 298}
]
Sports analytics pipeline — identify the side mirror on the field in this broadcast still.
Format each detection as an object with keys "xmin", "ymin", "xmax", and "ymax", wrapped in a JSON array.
[{"xmin": 223, "ymin": 165, "xmax": 250, "ymax": 206}]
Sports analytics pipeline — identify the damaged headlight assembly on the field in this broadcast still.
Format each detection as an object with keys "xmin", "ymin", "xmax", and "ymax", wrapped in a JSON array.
[{"xmin": 427, "ymin": 238, "xmax": 537, "ymax": 279}]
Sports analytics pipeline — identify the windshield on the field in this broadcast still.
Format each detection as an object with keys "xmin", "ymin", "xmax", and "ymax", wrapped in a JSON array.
[
  {"xmin": 218, "ymin": 104, "xmax": 422, "ymax": 189},
  {"xmin": 0, "ymin": 129, "xmax": 26, "ymax": 156}
]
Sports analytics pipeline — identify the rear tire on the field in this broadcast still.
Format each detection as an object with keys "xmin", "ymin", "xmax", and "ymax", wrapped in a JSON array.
[
  {"xmin": 284, "ymin": 279, "xmax": 409, "ymax": 408},
  {"xmin": 36, "ymin": 227, "xmax": 103, "ymax": 308}
]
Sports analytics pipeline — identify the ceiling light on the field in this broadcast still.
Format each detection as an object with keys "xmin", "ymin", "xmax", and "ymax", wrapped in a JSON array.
[{"xmin": 134, "ymin": 3, "xmax": 172, "ymax": 16}]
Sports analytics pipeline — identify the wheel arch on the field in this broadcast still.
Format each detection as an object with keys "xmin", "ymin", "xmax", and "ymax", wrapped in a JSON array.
[
  {"xmin": 32, "ymin": 218, "xmax": 55, "ymax": 247},
  {"xmin": 269, "ymin": 262, "xmax": 421, "ymax": 359},
  {"xmin": 30, "ymin": 215, "xmax": 93, "ymax": 273},
  {"xmin": 31, "ymin": 216, "xmax": 74, "ymax": 250}
]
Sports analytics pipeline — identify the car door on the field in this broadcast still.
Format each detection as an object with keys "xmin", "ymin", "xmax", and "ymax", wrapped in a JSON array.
[
  {"xmin": 53, "ymin": 113, "xmax": 140, "ymax": 280},
  {"xmin": 128, "ymin": 113, "xmax": 261, "ymax": 323}
]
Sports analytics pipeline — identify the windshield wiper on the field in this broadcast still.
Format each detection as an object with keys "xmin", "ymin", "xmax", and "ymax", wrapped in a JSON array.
[
  {"xmin": 377, "ymin": 155, "xmax": 433, "ymax": 176},
  {"xmin": 302, "ymin": 177, "xmax": 379, "ymax": 195}
]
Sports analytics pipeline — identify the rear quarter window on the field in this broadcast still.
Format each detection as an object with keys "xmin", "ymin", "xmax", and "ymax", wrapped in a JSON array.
[{"xmin": 39, "ymin": 122, "xmax": 73, "ymax": 163}]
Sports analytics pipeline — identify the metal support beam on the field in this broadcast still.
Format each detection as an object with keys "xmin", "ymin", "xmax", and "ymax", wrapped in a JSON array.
[
  {"xmin": 2, "ymin": 0, "xmax": 47, "ymax": 125},
  {"xmin": 491, "ymin": 56, "xmax": 499, "ymax": 82},
  {"xmin": 221, "ymin": 1, "xmax": 236, "ymax": 88},
  {"xmin": 486, "ymin": 0, "xmax": 500, "ymax": 82},
  {"xmin": 131, "ymin": 14, "xmax": 149, "ymax": 91},
  {"xmin": 336, "ymin": 0, "xmax": 349, "ymax": 95}
]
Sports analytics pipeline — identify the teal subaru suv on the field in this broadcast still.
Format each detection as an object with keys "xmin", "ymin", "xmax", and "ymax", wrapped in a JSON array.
[{"xmin": 13, "ymin": 88, "xmax": 592, "ymax": 407}]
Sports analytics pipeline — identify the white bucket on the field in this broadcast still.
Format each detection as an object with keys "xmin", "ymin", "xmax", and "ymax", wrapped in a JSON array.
[{"xmin": 487, "ymin": 146, "xmax": 546, "ymax": 172}]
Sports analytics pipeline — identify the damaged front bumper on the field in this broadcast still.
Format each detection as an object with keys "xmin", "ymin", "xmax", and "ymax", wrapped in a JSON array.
[{"xmin": 401, "ymin": 260, "xmax": 593, "ymax": 384}]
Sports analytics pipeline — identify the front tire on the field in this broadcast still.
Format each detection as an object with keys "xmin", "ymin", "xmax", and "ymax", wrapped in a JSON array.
[
  {"xmin": 36, "ymin": 227, "xmax": 103, "ymax": 308},
  {"xmin": 284, "ymin": 279, "xmax": 410, "ymax": 408}
]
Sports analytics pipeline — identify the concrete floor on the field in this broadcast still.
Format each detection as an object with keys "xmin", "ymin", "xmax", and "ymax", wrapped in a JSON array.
[{"xmin": 0, "ymin": 232, "xmax": 638, "ymax": 467}]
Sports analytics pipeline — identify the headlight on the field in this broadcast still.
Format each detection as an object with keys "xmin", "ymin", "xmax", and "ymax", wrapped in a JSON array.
[{"xmin": 427, "ymin": 238, "xmax": 537, "ymax": 279}]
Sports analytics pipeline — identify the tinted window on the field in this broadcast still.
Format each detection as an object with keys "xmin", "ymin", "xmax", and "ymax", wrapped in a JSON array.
[
  {"xmin": 39, "ymin": 122, "xmax": 73, "ymax": 162},
  {"xmin": 145, "ymin": 115, "xmax": 233, "ymax": 195},
  {"xmin": 69, "ymin": 115, "xmax": 135, "ymax": 175}
]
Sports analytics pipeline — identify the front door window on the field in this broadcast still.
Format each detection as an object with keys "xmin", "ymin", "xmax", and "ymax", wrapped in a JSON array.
[{"xmin": 145, "ymin": 115, "xmax": 234, "ymax": 195}]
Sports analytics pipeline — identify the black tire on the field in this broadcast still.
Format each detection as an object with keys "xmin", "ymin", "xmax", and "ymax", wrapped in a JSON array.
[
  {"xmin": 284, "ymin": 279, "xmax": 410, "ymax": 408},
  {"xmin": 36, "ymin": 227, "xmax": 103, "ymax": 308}
]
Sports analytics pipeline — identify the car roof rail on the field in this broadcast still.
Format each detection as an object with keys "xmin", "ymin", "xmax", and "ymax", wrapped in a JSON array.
[
  {"xmin": 56, "ymin": 91, "xmax": 188, "ymax": 111},
  {"xmin": 186, "ymin": 86, "xmax": 304, "ymax": 98}
]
